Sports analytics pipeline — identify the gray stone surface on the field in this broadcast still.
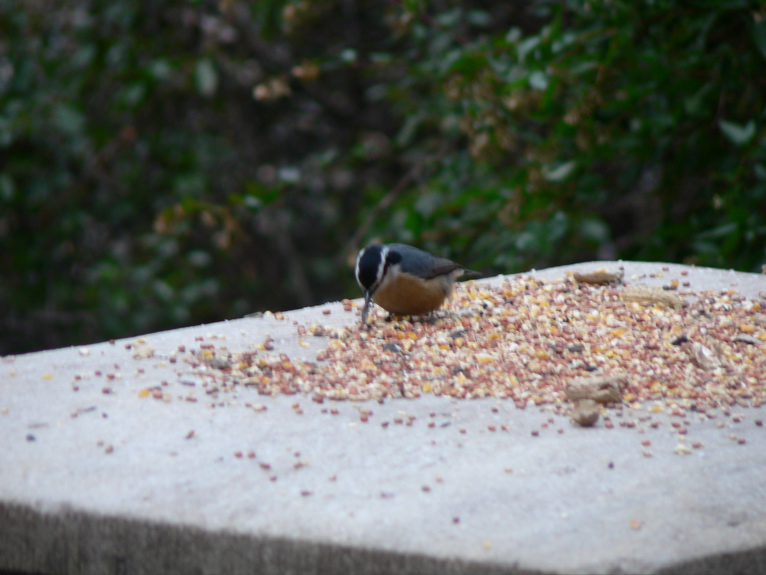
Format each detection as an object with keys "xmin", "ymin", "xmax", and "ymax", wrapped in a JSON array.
[{"xmin": 1, "ymin": 261, "xmax": 766, "ymax": 574}]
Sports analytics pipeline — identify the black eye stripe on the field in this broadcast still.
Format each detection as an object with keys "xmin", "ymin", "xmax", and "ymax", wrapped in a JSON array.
[{"xmin": 355, "ymin": 245, "xmax": 387, "ymax": 294}]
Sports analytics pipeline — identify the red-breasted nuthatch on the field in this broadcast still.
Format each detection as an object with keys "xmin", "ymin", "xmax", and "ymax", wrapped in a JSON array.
[{"xmin": 355, "ymin": 243, "xmax": 480, "ymax": 324}]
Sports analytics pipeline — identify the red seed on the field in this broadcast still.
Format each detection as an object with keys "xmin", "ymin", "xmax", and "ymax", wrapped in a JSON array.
[{"xmin": 234, "ymin": 451, "xmax": 243, "ymax": 458}]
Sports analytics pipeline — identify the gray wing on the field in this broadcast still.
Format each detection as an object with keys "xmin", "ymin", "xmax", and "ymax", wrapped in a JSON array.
[{"xmin": 388, "ymin": 243, "xmax": 475, "ymax": 280}]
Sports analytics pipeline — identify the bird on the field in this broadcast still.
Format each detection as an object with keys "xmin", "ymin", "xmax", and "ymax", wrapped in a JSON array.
[{"xmin": 355, "ymin": 243, "xmax": 480, "ymax": 325}]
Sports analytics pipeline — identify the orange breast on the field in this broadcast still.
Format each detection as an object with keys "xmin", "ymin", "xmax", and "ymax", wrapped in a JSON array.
[{"xmin": 372, "ymin": 273, "xmax": 452, "ymax": 316}]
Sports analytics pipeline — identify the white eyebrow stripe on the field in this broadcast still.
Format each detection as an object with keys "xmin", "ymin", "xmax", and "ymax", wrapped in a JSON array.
[
  {"xmin": 354, "ymin": 248, "xmax": 366, "ymax": 285},
  {"xmin": 372, "ymin": 246, "xmax": 389, "ymax": 293}
]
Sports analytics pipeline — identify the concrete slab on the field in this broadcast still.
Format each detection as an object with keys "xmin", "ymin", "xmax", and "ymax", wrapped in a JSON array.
[{"xmin": 1, "ymin": 261, "xmax": 766, "ymax": 575}]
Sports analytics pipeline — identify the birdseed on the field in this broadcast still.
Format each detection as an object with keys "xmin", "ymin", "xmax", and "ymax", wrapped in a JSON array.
[{"xmin": 154, "ymin": 274, "xmax": 765, "ymax": 423}]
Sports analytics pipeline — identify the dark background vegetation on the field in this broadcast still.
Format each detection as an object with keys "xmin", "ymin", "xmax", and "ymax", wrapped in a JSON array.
[{"xmin": 1, "ymin": 0, "xmax": 765, "ymax": 355}]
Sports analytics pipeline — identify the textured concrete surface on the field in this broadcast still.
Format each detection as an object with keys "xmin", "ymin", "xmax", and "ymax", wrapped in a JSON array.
[{"xmin": 1, "ymin": 261, "xmax": 766, "ymax": 574}]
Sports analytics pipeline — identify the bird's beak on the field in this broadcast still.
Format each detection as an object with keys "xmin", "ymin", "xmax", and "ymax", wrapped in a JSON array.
[{"xmin": 361, "ymin": 291, "xmax": 372, "ymax": 325}]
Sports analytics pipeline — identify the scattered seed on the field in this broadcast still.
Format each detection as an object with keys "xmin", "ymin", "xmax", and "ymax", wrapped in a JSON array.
[{"xmin": 163, "ymin": 274, "xmax": 766, "ymax": 437}]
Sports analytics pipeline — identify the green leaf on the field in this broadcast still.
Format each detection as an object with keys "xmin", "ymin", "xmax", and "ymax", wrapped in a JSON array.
[
  {"xmin": 340, "ymin": 49, "xmax": 358, "ymax": 63},
  {"xmin": 195, "ymin": 59, "xmax": 218, "ymax": 98},
  {"xmin": 719, "ymin": 119, "xmax": 756, "ymax": 146},
  {"xmin": 517, "ymin": 36, "xmax": 541, "ymax": 62},
  {"xmin": 544, "ymin": 161, "xmax": 577, "ymax": 182},
  {"xmin": 578, "ymin": 218, "xmax": 610, "ymax": 243},
  {"xmin": 52, "ymin": 103, "xmax": 85, "ymax": 135},
  {"xmin": 528, "ymin": 70, "xmax": 549, "ymax": 90},
  {"xmin": 150, "ymin": 59, "xmax": 173, "ymax": 80},
  {"xmin": 0, "ymin": 174, "xmax": 15, "ymax": 201}
]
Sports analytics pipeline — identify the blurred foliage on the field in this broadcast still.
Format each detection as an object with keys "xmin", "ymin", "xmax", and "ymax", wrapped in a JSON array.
[{"xmin": 1, "ymin": 0, "xmax": 765, "ymax": 354}]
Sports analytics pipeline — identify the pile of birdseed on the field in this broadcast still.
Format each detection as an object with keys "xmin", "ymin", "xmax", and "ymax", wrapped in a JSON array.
[{"xmin": 179, "ymin": 274, "xmax": 766, "ymax": 414}]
